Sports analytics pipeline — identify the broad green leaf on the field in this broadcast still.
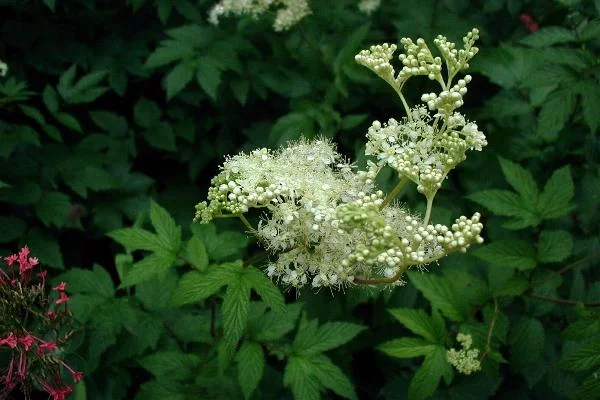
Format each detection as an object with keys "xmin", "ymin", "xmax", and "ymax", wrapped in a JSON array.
[
  {"xmin": 222, "ymin": 270, "xmax": 251, "ymax": 347},
  {"xmin": 520, "ymin": 27, "xmax": 577, "ymax": 47},
  {"xmin": 145, "ymin": 40, "xmax": 194, "ymax": 68},
  {"xmin": 509, "ymin": 317, "xmax": 545, "ymax": 371},
  {"xmin": 408, "ymin": 272, "xmax": 470, "ymax": 321},
  {"xmin": 107, "ymin": 227, "xmax": 166, "ymax": 252},
  {"xmin": 284, "ymin": 356, "xmax": 322, "ymax": 400},
  {"xmin": 134, "ymin": 97, "xmax": 162, "ymax": 128},
  {"xmin": 560, "ymin": 339, "xmax": 600, "ymax": 372},
  {"xmin": 387, "ymin": 308, "xmax": 442, "ymax": 343},
  {"xmin": 576, "ymin": 372, "xmax": 600, "ymax": 400},
  {"xmin": 19, "ymin": 104, "xmax": 46, "ymax": 125},
  {"xmin": 0, "ymin": 216, "xmax": 26, "ymax": 243},
  {"xmin": 294, "ymin": 321, "xmax": 366, "ymax": 355},
  {"xmin": 157, "ymin": 0, "xmax": 173, "ymax": 23},
  {"xmin": 185, "ymin": 235, "xmax": 208, "ymax": 270},
  {"xmin": 251, "ymin": 303, "xmax": 303, "ymax": 342},
  {"xmin": 244, "ymin": 266, "xmax": 285, "ymax": 313},
  {"xmin": 149, "ymin": 200, "xmax": 181, "ymax": 252},
  {"xmin": 57, "ymin": 265, "xmax": 114, "ymax": 297},
  {"xmin": 42, "ymin": 0, "xmax": 56, "ymax": 12},
  {"xmin": 142, "ymin": 121, "xmax": 177, "ymax": 151},
  {"xmin": 537, "ymin": 89, "xmax": 576, "ymax": 140},
  {"xmin": 498, "ymin": 157, "xmax": 538, "ymax": 203},
  {"xmin": 538, "ymin": 165, "xmax": 575, "ymax": 219},
  {"xmin": 170, "ymin": 264, "xmax": 237, "ymax": 305},
  {"xmin": 236, "ymin": 341, "xmax": 265, "ymax": 399},
  {"xmin": 137, "ymin": 270, "xmax": 178, "ymax": 311},
  {"xmin": 84, "ymin": 166, "xmax": 117, "ymax": 191},
  {"xmin": 89, "ymin": 111, "xmax": 128, "ymax": 135},
  {"xmin": 492, "ymin": 276, "xmax": 529, "ymax": 297},
  {"xmin": 55, "ymin": 112, "xmax": 82, "ymax": 132},
  {"xmin": 42, "ymin": 123, "xmax": 63, "ymax": 142},
  {"xmin": 120, "ymin": 252, "xmax": 177, "ymax": 287},
  {"xmin": 196, "ymin": 57, "xmax": 222, "ymax": 100},
  {"xmin": 138, "ymin": 351, "xmax": 200, "ymax": 381},
  {"xmin": 472, "ymin": 239, "xmax": 537, "ymax": 271},
  {"xmin": 378, "ymin": 337, "xmax": 438, "ymax": 359},
  {"xmin": 165, "ymin": 63, "xmax": 194, "ymax": 100},
  {"xmin": 408, "ymin": 346, "xmax": 453, "ymax": 400},
  {"xmin": 311, "ymin": 353, "xmax": 357, "ymax": 400},
  {"xmin": 580, "ymin": 80, "xmax": 600, "ymax": 134},
  {"xmin": 467, "ymin": 189, "xmax": 529, "ymax": 217},
  {"xmin": 538, "ymin": 230, "xmax": 573, "ymax": 263},
  {"xmin": 35, "ymin": 191, "xmax": 70, "ymax": 228},
  {"xmin": 26, "ymin": 228, "xmax": 64, "ymax": 269}
]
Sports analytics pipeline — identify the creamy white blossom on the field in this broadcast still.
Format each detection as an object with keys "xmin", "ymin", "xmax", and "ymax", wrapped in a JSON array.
[
  {"xmin": 208, "ymin": 0, "xmax": 311, "ymax": 31},
  {"xmin": 447, "ymin": 333, "xmax": 482, "ymax": 375},
  {"xmin": 0, "ymin": 60, "xmax": 7, "ymax": 77},
  {"xmin": 194, "ymin": 29, "xmax": 485, "ymax": 291},
  {"xmin": 358, "ymin": 0, "xmax": 381, "ymax": 15}
]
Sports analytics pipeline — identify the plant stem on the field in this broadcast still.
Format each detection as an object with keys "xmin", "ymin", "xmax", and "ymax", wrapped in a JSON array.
[
  {"xmin": 479, "ymin": 298, "xmax": 499, "ymax": 364},
  {"xmin": 243, "ymin": 251, "xmax": 270, "ymax": 267},
  {"xmin": 379, "ymin": 176, "xmax": 409, "ymax": 210},
  {"xmin": 354, "ymin": 265, "xmax": 407, "ymax": 285},
  {"xmin": 527, "ymin": 292, "xmax": 600, "ymax": 307},
  {"xmin": 423, "ymin": 194, "xmax": 435, "ymax": 226},
  {"xmin": 238, "ymin": 214, "xmax": 256, "ymax": 233},
  {"xmin": 533, "ymin": 252, "xmax": 599, "ymax": 287}
]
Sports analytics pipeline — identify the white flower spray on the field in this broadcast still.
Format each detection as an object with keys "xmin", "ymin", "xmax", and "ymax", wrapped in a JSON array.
[
  {"xmin": 194, "ymin": 29, "xmax": 485, "ymax": 291},
  {"xmin": 0, "ymin": 60, "xmax": 8, "ymax": 77}
]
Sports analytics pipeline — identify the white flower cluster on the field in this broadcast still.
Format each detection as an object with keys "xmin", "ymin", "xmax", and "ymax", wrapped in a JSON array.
[
  {"xmin": 365, "ymin": 107, "xmax": 486, "ymax": 197},
  {"xmin": 208, "ymin": 0, "xmax": 311, "ymax": 31},
  {"xmin": 447, "ymin": 333, "xmax": 482, "ymax": 375},
  {"xmin": 358, "ymin": 0, "xmax": 381, "ymax": 15},
  {"xmin": 194, "ymin": 29, "xmax": 485, "ymax": 291},
  {"xmin": 0, "ymin": 60, "xmax": 7, "ymax": 77}
]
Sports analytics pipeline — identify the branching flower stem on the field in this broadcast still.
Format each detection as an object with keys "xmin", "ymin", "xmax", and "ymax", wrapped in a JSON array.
[
  {"xmin": 379, "ymin": 176, "xmax": 410, "ymax": 210},
  {"xmin": 479, "ymin": 297, "xmax": 499, "ymax": 365},
  {"xmin": 423, "ymin": 194, "xmax": 435, "ymax": 226}
]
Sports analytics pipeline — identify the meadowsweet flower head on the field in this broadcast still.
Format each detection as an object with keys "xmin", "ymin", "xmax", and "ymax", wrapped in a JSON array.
[
  {"xmin": 0, "ymin": 60, "xmax": 7, "ymax": 77},
  {"xmin": 208, "ymin": 0, "xmax": 311, "ymax": 31},
  {"xmin": 358, "ymin": 0, "xmax": 381, "ymax": 15},
  {"xmin": 0, "ymin": 247, "xmax": 80, "ymax": 399},
  {"xmin": 194, "ymin": 29, "xmax": 485, "ymax": 291},
  {"xmin": 447, "ymin": 333, "xmax": 481, "ymax": 375}
]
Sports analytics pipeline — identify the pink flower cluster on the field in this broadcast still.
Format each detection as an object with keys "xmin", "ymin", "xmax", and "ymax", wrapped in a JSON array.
[{"xmin": 0, "ymin": 247, "xmax": 81, "ymax": 400}]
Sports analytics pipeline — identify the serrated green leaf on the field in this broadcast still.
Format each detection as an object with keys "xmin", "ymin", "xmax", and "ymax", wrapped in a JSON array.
[
  {"xmin": 57, "ymin": 265, "xmax": 114, "ymax": 297},
  {"xmin": 196, "ymin": 57, "xmax": 222, "ymax": 100},
  {"xmin": 580, "ymin": 81, "xmax": 600, "ymax": 134},
  {"xmin": 55, "ymin": 112, "xmax": 82, "ymax": 132},
  {"xmin": 35, "ymin": 191, "xmax": 70, "ymax": 228},
  {"xmin": 509, "ymin": 317, "xmax": 545, "ymax": 371},
  {"xmin": 560, "ymin": 339, "xmax": 600, "ymax": 372},
  {"xmin": 42, "ymin": 85, "xmax": 59, "ymax": 113},
  {"xmin": 387, "ymin": 308, "xmax": 443, "ymax": 343},
  {"xmin": 150, "ymin": 200, "xmax": 181, "ymax": 252},
  {"xmin": 222, "ymin": 270, "xmax": 251, "ymax": 347},
  {"xmin": 408, "ymin": 272, "xmax": 470, "ymax": 321},
  {"xmin": 537, "ymin": 89, "xmax": 576, "ymax": 140},
  {"xmin": 120, "ymin": 252, "xmax": 176, "ymax": 288},
  {"xmin": 89, "ymin": 111, "xmax": 128, "ymax": 135},
  {"xmin": 294, "ymin": 321, "xmax": 366, "ymax": 355},
  {"xmin": 311, "ymin": 353, "xmax": 357, "ymax": 400},
  {"xmin": 134, "ymin": 97, "xmax": 162, "ymax": 128},
  {"xmin": 378, "ymin": 337, "xmax": 438, "ymax": 359},
  {"xmin": 498, "ymin": 157, "xmax": 538, "ymax": 204},
  {"xmin": 243, "ymin": 266, "xmax": 285, "ymax": 313},
  {"xmin": 84, "ymin": 166, "xmax": 117, "ymax": 191},
  {"xmin": 171, "ymin": 264, "xmax": 237, "ymax": 306},
  {"xmin": 467, "ymin": 189, "xmax": 529, "ymax": 217},
  {"xmin": 538, "ymin": 165, "xmax": 575, "ymax": 219},
  {"xmin": 142, "ymin": 121, "xmax": 177, "ymax": 151},
  {"xmin": 185, "ymin": 235, "xmax": 208, "ymax": 270},
  {"xmin": 538, "ymin": 230, "xmax": 573, "ymax": 263},
  {"xmin": 251, "ymin": 303, "xmax": 303, "ymax": 342},
  {"xmin": 236, "ymin": 341, "xmax": 265, "ymax": 399},
  {"xmin": 284, "ymin": 356, "xmax": 322, "ymax": 400},
  {"xmin": 42, "ymin": 123, "xmax": 63, "ymax": 142},
  {"xmin": 472, "ymin": 239, "xmax": 537, "ymax": 271},
  {"xmin": 520, "ymin": 26, "xmax": 577, "ymax": 47},
  {"xmin": 145, "ymin": 40, "xmax": 195, "ymax": 68},
  {"xmin": 165, "ymin": 63, "xmax": 194, "ymax": 100},
  {"xmin": 492, "ymin": 276, "xmax": 529, "ymax": 297},
  {"xmin": 26, "ymin": 228, "xmax": 64, "ymax": 269},
  {"xmin": 138, "ymin": 351, "xmax": 200, "ymax": 381},
  {"xmin": 19, "ymin": 104, "xmax": 46, "ymax": 125},
  {"xmin": 107, "ymin": 227, "xmax": 166, "ymax": 252},
  {"xmin": 408, "ymin": 346, "xmax": 453, "ymax": 400}
]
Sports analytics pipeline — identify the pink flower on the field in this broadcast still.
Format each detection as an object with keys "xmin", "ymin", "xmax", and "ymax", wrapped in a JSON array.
[
  {"xmin": 38, "ymin": 270, "xmax": 47, "ymax": 286},
  {"xmin": 41, "ymin": 382, "xmax": 74, "ymax": 400},
  {"xmin": 37, "ymin": 340, "xmax": 58, "ymax": 354},
  {"xmin": 520, "ymin": 14, "xmax": 539, "ymax": 32},
  {"xmin": 0, "ymin": 332, "xmax": 18, "ymax": 348},
  {"xmin": 4, "ymin": 254, "xmax": 18, "ymax": 267},
  {"xmin": 46, "ymin": 311, "xmax": 58, "ymax": 320},
  {"xmin": 71, "ymin": 371, "xmax": 84, "ymax": 382},
  {"xmin": 53, "ymin": 282, "xmax": 67, "ymax": 291},
  {"xmin": 18, "ymin": 335, "xmax": 34, "ymax": 351},
  {"xmin": 55, "ymin": 291, "xmax": 70, "ymax": 305}
]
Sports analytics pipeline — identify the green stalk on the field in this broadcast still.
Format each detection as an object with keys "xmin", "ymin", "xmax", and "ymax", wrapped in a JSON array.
[{"xmin": 379, "ymin": 176, "xmax": 410, "ymax": 210}]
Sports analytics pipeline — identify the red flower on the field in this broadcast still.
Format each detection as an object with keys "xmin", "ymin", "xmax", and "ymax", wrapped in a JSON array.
[
  {"xmin": 0, "ymin": 332, "xmax": 18, "ymax": 348},
  {"xmin": 71, "ymin": 371, "xmax": 84, "ymax": 382},
  {"xmin": 37, "ymin": 340, "xmax": 58, "ymax": 354},
  {"xmin": 37, "ymin": 270, "xmax": 47, "ymax": 286},
  {"xmin": 53, "ymin": 282, "xmax": 67, "ymax": 291},
  {"xmin": 46, "ymin": 311, "xmax": 58, "ymax": 320},
  {"xmin": 40, "ymin": 382, "xmax": 73, "ymax": 400},
  {"xmin": 4, "ymin": 254, "xmax": 18, "ymax": 267},
  {"xmin": 18, "ymin": 335, "xmax": 34, "ymax": 351},
  {"xmin": 55, "ymin": 291, "xmax": 70, "ymax": 305},
  {"xmin": 520, "ymin": 14, "xmax": 540, "ymax": 32}
]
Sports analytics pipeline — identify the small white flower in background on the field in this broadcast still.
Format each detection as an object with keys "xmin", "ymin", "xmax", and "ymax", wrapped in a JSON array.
[
  {"xmin": 0, "ymin": 60, "xmax": 8, "ymax": 77},
  {"xmin": 195, "ymin": 29, "xmax": 485, "ymax": 291},
  {"xmin": 208, "ymin": 0, "xmax": 311, "ymax": 31},
  {"xmin": 358, "ymin": 0, "xmax": 381, "ymax": 15},
  {"xmin": 447, "ymin": 333, "xmax": 482, "ymax": 375}
]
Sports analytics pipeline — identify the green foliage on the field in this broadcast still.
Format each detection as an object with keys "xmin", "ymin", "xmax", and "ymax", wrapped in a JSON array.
[{"xmin": 1, "ymin": 0, "xmax": 598, "ymax": 399}]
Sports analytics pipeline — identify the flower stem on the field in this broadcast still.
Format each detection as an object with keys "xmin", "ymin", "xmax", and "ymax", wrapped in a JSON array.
[
  {"xmin": 379, "ymin": 176, "xmax": 409, "ymax": 210},
  {"xmin": 423, "ymin": 194, "xmax": 435, "ymax": 226},
  {"xmin": 479, "ymin": 298, "xmax": 499, "ymax": 364}
]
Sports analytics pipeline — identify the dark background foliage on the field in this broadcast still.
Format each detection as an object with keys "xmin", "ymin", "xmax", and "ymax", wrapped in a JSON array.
[{"xmin": 0, "ymin": 0, "xmax": 599, "ymax": 399}]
